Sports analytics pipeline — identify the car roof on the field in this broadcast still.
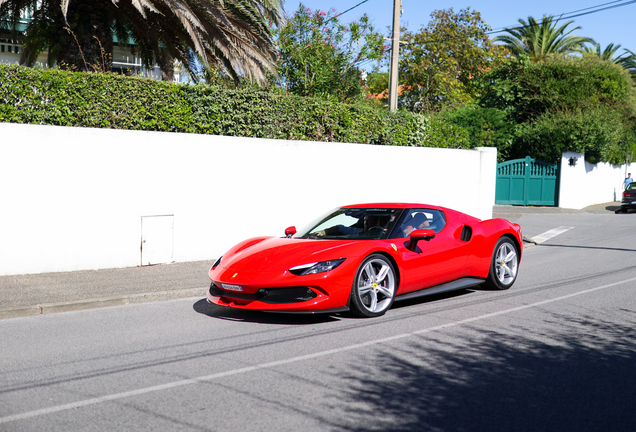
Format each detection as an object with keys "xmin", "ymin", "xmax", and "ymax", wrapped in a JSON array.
[{"xmin": 341, "ymin": 203, "xmax": 444, "ymax": 210}]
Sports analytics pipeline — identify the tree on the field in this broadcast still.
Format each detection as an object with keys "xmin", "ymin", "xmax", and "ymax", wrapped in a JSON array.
[
  {"xmin": 493, "ymin": 15, "xmax": 593, "ymax": 62},
  {"xmin": 478, "ymin": 56, "xmax": 636, "ymax": 164},
  {"xmin": 0, "ymin": 0, "xmax": 283, "ymax": 82},
  {"xmin": 274, "ymin": 3, "xmax": 385, "ymax": 101},
  {"xmin": 620, "ymin": 49, "xmax": 636, "ymax": 79},
  {"xmin": 398, "ymin": 8, "xmax": 507, "ymax": 113},
  {"xmin": 438, "ymin": 106, "xmax": 515, "ymax": 161},
  {"xmin": 579, "ymin": 42, "xmax": 622, "ymax": 61},
  {"xmin": 364, "ymin": 72, "xmax": 389, "ymax": 105},
  {"xmin": 514, "ymin": 106, "xmax": 633, "ymax": 164}
]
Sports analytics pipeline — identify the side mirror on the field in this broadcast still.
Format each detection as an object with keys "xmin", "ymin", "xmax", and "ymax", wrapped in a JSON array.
[
  {"xmin": 407, "ymin": 229, "xmax": 436, "ymax": 251},
  {"xmin": 285, "ymin": 226, "xmax": 297, "ymax": 238}
]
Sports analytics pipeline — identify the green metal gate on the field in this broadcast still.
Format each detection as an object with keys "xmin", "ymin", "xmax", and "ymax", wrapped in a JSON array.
[{"xmin": 496, "ymin": 156, "xmax": 559, "ymax": 206}]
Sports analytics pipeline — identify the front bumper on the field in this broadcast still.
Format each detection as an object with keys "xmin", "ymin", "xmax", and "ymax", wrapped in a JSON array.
[
  {"xmin": 206, "ymin": 284, "xmax": 350, "ymax": 313},
  {"xmin": 206, "ymin": 265, "xmax": 355, "ymax": 313}
]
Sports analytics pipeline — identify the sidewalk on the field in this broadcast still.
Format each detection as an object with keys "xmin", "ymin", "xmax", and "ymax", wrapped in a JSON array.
[
  {"xmin": 493, "ymin": 201, "xmax": 622, "ymax": 221},
  {"xmin": 0, "ymin": 202, "xmax": 622, "ymax": 320},
  {"xmin": 0, "ymin": 260, "xmax": 212, "ymax": 320}
]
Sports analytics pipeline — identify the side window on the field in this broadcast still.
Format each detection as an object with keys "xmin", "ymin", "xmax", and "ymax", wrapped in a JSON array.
[{"xmin": 398, "ymin": 209, "xmax": 446, "ymax": 237}]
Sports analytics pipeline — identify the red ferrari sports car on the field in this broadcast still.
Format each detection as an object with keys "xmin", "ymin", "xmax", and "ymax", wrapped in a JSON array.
[{"xmin": 207, "ymin": 203, "xmax": 522, "ymax": 318}]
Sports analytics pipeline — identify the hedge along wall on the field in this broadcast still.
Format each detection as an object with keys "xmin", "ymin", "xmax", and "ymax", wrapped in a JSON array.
[
  {"xmin": 0, "ymin": 64, "xmax": 470, "ymax": 148},
  {"xmin": 0, "ymin": 64, "xmax": 195, "ymax": 131},
  {"xmin": 0, "ymin": 122, "xmax": 496, "ymax": 276}
]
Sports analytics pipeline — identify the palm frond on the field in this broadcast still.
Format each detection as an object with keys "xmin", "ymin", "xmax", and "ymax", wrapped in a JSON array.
[
  {"xmin": 494, "ymin": 14, "xmax": 594, "ymax": 62},
  {"xmin": 0, "ymin": 0, "xmax": 284, "ymax": 83}
]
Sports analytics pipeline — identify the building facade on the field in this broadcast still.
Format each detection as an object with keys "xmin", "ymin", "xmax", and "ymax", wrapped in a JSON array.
[{"xmin": 1, "ymin": 6, "xmax": 169, "ymax": 81}]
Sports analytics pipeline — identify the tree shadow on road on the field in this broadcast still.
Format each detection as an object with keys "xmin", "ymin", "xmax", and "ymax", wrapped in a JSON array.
[{"xmin": 327, "ymin": 309, "xmax": 636, "ymax": 432}]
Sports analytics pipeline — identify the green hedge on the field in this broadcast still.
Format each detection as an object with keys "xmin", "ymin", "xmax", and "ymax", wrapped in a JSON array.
[
  {"xmin": 0, "ymin": 64, "xmax": 194, "ymax": 131},
  {"xmin": 0, "ymin": 64, "xmax": 469, "ymax": 149}
]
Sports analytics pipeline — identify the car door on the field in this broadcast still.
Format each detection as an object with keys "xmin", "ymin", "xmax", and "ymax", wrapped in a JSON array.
[{"xmin": 395, "ymin": 209, "xmax": 470, "ymax": 294}]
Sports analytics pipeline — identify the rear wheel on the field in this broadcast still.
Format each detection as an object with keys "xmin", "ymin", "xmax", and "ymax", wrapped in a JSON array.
[
  {"xmin": 483, "ymin": 237, "xmax": 518, "ymax": 290},
  {"xmin": 350, "ymin": 254, "xmax": 396, "ymax": 317}
]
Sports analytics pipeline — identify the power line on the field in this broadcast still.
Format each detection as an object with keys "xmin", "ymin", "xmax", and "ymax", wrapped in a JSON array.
[
  {"xmin": 561, "ymin": 0, "xmax": 636, "ymax": 20},
  {"xmin": 487, "ymin": 0, "xmax": 636, "ymax": 35},
  {"xmin": 322, "ymin": 0, "xmax": 371, "ymax": 26},
  {"xmin": 321, "ymin": 0, "xmax": 635, "ymax": 32},
  {"xmin": 549, "ymin": 0, "xmax": 626, "ymax": 17},
  {"xmin": 333, "ymin": 0, "xmax": 372, "ymax": 19}
]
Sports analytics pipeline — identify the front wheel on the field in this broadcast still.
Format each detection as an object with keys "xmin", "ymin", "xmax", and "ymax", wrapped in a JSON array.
[
  {"xmin": 483, "ymin": 237, "xmax": 519, "ymax": 290},
  {"xmin": 350, "ymin": 254, "xmax": 396, "ymax": 318}
]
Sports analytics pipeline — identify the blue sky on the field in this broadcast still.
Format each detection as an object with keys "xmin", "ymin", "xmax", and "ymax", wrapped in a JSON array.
[{"xmin": 290, "ymin": 0, "xmax": 635, "ymax": 55}]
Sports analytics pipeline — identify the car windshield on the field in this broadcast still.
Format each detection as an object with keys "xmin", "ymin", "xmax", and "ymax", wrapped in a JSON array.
[{"xmin": 296, "ymin": 208, "xmax": 404, "ymax": 240}]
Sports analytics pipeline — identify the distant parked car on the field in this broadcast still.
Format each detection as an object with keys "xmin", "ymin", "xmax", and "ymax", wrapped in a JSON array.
[
  {"xmin": 206, "ymin": 203, "xmax": 523, "ymax": 318},
  {"xmin": 620, "ymin": 183, "xmax": 636, "ymax": 212}
]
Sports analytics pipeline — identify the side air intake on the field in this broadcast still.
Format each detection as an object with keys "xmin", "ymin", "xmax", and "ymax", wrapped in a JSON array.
[{"xmin": 460, "ymin": 225, "xmax": 473, "ymax": 242}]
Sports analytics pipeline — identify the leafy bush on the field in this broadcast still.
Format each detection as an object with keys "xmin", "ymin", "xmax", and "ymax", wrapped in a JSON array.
[
  {"xmin": 0, "ymin": 64, "xmax": 468, "ymax": 150},
  {"xmin": 514, "ymin": 107, "xmax": 634, "ymax": 165},
  {"xmin": 480, "ymin": 57, "xmax": 636, "ymax": 121},
  {"xmin": 438, "ymin": 106, "xmax": 514, "ymax": 161},
  {"xmin": 274, "ymin": 4, "xmax": 385, "ymax": 101},
  {"xmin": 478, "ymin": 57, "xmax": 636, "ymax": 164},
  {"xmin": 0, "ymin": 64, "xmax": 194, "ymax": 131},
  {"xmin": 405, "ymin": 114, "xmax": 470, "ymax": 148}
]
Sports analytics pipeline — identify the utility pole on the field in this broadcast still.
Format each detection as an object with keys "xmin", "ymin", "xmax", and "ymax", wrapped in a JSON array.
[{"xmin": 388, "ymin": 0, "xmax": 401, "ymax": 112}]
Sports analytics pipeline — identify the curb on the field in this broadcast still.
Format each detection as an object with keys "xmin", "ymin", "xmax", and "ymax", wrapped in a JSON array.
[
  {"xmin": 522, "ymin": 236, "xmax": 537, "ymax": 248},
  {"xmin": 0, "ymin": 287, "xmax": 206, "ymax": 320}
]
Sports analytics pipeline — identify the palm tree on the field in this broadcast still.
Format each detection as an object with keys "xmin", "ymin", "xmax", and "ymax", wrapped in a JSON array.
[
  {"xmin": 494, "ymin": 15, "xmax": 594, "ymax": 62},
  {"xmin": 618, "ymin": 49, "xmax": 636, "ymax": 77},
  {"xmin": 579, "ymin": 42, "xmax": 636, "ymax": 77},
  {"xmin": 579, "ymin": 42, "xmax": 622, "ymax": 61},
  {"xmin": 0, "ymin": 0, "xmax": 283, "ymax": 82}
]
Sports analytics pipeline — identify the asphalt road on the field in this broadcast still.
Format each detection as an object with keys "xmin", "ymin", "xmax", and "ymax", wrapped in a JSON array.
[{"xmin": 1, "ymin": 212, "xmax": 635, "ymax": 431}]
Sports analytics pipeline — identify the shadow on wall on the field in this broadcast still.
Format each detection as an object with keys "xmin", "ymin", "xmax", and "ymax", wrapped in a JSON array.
[{"xmin": 327, "ymin": 309, "xmax": 636, "ymax": 432}]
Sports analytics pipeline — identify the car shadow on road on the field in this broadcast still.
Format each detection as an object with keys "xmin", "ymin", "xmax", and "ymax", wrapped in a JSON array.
[
  {"xmin": 391, "ymin": 289, "xmax": 474, "ymax": 309},
  {"xmin": 194, "ymin": 289, "xmax": 479, "ymax": 324},
  {"xmin": 192, "ymin": 299, "xmax": 342, "ymax": 325},
  {"xmin": 613, "ymin": 202, "xmax": 636, "ymax": 213},
  {"xmin": 535, "ymin": 243, "xmax": 636, "ymax": 253}
]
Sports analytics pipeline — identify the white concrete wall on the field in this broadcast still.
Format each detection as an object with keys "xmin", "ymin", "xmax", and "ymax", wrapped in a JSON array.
[
  {"xmin": 559, "ymin": 151, "xmax": 634, "ymax": 209},
  {"xmin": 476, "ymin": 147, "xmax": 498, "ymax": 222},
  {"xmin": 0, "ymin": 123, "xmax": 497, "ymax": 276}
]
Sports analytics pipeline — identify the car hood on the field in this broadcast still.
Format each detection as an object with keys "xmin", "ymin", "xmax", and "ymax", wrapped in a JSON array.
[{"xmin": 221, "ymin": 237, "xmax": 367, "ymax": 272}]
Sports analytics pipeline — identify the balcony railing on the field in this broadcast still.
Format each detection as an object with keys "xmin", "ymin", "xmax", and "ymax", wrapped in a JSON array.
[{"xmin": 0, "ymin": 40, "xmax": 20, "ymax": 55}]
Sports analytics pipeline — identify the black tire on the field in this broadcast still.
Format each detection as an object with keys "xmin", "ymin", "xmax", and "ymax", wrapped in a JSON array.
[
  {"xmin": 350, "ymin": 254, "xmax": 396, "ymax": 317},
  {"xmin": 483, "ymin": 237, "xmax": 519, "ymax": 290}
]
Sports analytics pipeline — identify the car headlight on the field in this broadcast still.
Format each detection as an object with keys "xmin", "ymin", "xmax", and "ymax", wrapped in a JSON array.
[
  {"xmin": 211, "ymin": 256, "xmax": 223, "ymax": 269},
  {"xmin": 289, "ymin": 258, "xmax": 346, "ymax": 276}
]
